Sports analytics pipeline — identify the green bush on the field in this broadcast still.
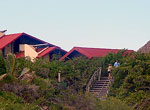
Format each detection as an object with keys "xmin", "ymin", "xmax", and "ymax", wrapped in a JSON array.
[
  {"xmin": 1, "ymin": 50, "xmax": 149, "ymax": 110},
  {"xmin": 0, "ymin": 91, "xmax": 39, "ymax": 110},
  {"xmin": 109, "ymin": 52, "xmax": 150, "ymax": 110},
  {"xmin": 100, "ymin": 97, "xmax": 133, "ymax": 110},
  {"xmin": 0, "ymin": 51, "xmax": 6, "ymax": 75}
]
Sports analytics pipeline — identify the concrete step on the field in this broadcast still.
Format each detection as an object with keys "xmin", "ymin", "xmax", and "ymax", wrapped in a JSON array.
[
  {"xmin": 94, "ymin": 82, "xmax": 110, "ymax": 84},
  {"xmin": 90, "ymin": 90, "xmax": 101, "ymax": 92},
  {"xmin": 93, "ymin": 83, "xmax": 110, "ymax": 85},
  {"xmin": 93, "ymin": 82, "xmax": 110, "ymax": 85},
  {"xmin": 91, "ymin": 87, "xmax": 109, "ymax": 90},
  {"xmin": 95, "ymin": 80, "xmax": 110, "ymax": 82},
  {"xmin": 92, "ymin": 86, "xmax": 109, "ymax": 89},
  {"xmin": 91, "ymin": 88, "xmax": 101, "ymax": 90},
  {"xmin": 88, "ymin": 76, "xmax": 112, "ymax": 100},
  {"xmin": 100, "ymin": 77, "xmax": 109, "ymax": 80},
  {"xmin": 91, "ymin": 86, "xmax": 109, "ymax": 89},
  {"xmin": 92, "ymin": 84, "xmax": 110, "ymax": 86},
  {"xmin": 90, "ymin": 89, "xmax": 108, "ymax": 92}
]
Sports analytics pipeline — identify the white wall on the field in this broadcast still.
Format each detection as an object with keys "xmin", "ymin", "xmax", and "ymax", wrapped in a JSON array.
[{"xmin": 20, "ymin": 44, "xmax": 38, "ymax": 61}]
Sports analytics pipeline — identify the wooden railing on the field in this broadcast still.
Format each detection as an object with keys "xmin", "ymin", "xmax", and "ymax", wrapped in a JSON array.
[{"xmin": 86, "ymin": 67, "xmax": 102, "ymax": 92}]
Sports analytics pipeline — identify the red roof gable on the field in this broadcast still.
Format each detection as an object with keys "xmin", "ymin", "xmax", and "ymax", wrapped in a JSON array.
[
  {"xmin": 59, "ymin": 47, "xmax": 133, "ymax": 61},
  {"xmin": 0, "ymin": 33, "xmax": 57, "ymax": 50},
  {"xmin": 37, "ymin": 47, "xmax": 67, "ymax": 58},
  {"xmin": 0, "ymin": 33, "xmax": 23, "ymax": 49},
  {"xmin": 37, "ymin": 47, "xmax": 57, "ymax": 58},
  {"xmin": 36, "ymin": 48, "xmax": 45, "ymax": 52}
]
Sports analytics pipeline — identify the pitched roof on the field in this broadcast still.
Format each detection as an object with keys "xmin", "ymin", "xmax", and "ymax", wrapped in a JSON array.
[
  {"xmin": 59, "ymin": 47, "xmax": 133, "ymax": 61},
  {"xmin": 37, "ymin": 47, "xmax": 57, "ymax": 58},
  {"xmin": 0, "ymin": 33, "xmax": 57, "ymax": 49},
  {"xmin": 37, "ymin": 47, "xmax": 67, "ymax": 58},
  {"xmin": 36, "ymin": 48, "xmax": 45, "ymax": 52},
  {"xmin": 0, "ymin": 33, "xmax": 23, "ymax": 49}
]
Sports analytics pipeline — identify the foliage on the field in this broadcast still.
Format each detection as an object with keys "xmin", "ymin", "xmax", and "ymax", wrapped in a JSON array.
[
  {"xmin": 100, "ymin": 97, "xmax": 133, "ymax": 110},
  {"xmin": 0, "ymin": 50, "xmax": 149, "ymax": 110},
  {"xmin": 0, "ymin": 50, "xmax": 6, "ymax": 75},
  {"xmin": 0, "ymin": 91, "xmax": 39, "ymax": 110},
  {"xmin": 108, "ymin": 52, "xmax": 150, "ymax": 110},
  {"xmin": 0, "ymin": 52, "xmax": 16, "ymax": 81}
]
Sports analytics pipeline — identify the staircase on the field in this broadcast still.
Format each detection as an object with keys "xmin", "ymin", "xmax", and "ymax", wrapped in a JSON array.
[
  {"xmin": 86, "ymin": 67, "xmax": 112, "ymax": 100},
  {"xmin": 90, "ymin": 77, "xmax": 111, "ymax": 100}
]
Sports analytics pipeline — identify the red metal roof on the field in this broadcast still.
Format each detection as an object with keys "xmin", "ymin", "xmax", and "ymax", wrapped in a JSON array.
[
  {"xmin": 37, "ymin": 46, "xmax": 67, "ymax": 58},
  {"xmin": 37, "ymin": 47, "xmax": 56, "ymax": 58},
  {"xmin": 0, "ymin": 33, "xmax": 23, "ymax": 49},
  {"xmin": 37, "ymin": 47, "xmax": 67, "ymax": 58},
  {"xmin": 36, "ymin": 48, "xmax": 45, "ymax": 52},
  {"xmin": 59, "ymin": 47, "xmax": 134, "ymax": 61},
  {"xmin": 0, "ymin": 33, "xmax": 57, "ymax": 50}
]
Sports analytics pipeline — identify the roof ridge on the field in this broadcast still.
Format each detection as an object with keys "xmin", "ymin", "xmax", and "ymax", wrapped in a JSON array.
[
  {"xmin": 75, "ymin": 47, "xmax": 93, "ymax": 59},
  {"xmin": 0, "ymin": 33, "xmax": 22, "ymax": 39},
  {"xmin": 74, "ymin": 46, "xmax": 122, "ymax": 50},
  {"xmin": 5, "ymin": 33, "xmax": 24, "ymax": 36}
]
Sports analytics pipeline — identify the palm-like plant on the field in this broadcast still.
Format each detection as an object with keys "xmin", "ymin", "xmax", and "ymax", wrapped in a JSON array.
[{"xmin": 0, "ymin": 51, "xmax": 16, "ymax": 80}]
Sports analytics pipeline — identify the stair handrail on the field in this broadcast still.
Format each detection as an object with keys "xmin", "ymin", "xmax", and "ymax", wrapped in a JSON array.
[{"xmin": 86, "ymin": 67, "xmax": 102, "ymax": 92}]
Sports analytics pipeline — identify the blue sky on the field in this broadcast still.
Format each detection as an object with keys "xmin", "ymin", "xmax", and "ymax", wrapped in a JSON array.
[{"xmin": 0, "ymin": 0, "xmax": 150, "ymax": 51}]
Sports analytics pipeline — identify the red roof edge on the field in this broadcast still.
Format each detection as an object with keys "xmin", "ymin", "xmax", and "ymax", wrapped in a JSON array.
[
  {"xmin": 59, "ymin": 47, "xmax": 134, "ymax": 61},
  {"xmin": 59, "ymin": 47, "xmax": 91, "ymax": 61},
  {"xmin": 0, "ymin": 32, "xmax": 59, "ymax": 50},
  {"xmin": 22, "ymin": 33, "xmax": 58, "ymax": 48},
  {"xmin": 0, "ymin": 33, "xmax": 24, "ymax": 49},
  {"xmin": 37, "ymin": 47, "xmax": 56, "ymax": 58},
  {"xmin": 37, "ymin": 47, "xmax": 67, "ymax": 58},
  {"xmin": 75, "ymin": 47, "xmax": 92, "ymax": 59}
]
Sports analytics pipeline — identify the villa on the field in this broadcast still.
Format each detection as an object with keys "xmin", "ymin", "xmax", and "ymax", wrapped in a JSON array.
[
  {"xmin": 0, "ymin": 32, "xmax": 67, "ymax": 61},
  {"xmin": 60, "ymin": 47, "xmax": 133, "ymax": 61}
]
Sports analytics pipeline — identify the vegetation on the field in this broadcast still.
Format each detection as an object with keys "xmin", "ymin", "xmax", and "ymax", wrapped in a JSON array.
[
  {"xmin": 0, "ymin": 91, "xmax": 38, "ymax": 110},
  {"xmin": 109, "ymin": 52, "xmax": 150, "ymax": 110},
  {"xmin": 0, "ymin": 50, "xmax": 149, "ymax": 110},
  {"xmin": 0, "ymin": 51, "xmax": 6, "ymax": 75}
]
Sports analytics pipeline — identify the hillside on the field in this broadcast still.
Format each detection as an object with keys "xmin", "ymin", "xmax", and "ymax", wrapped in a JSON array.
[
  {"xmin": 109, "ymin": 52, "xmax": 150, "ymax": 110},
  {"xmin": 138, "ymin": 41, "xmax": 150, "ymax": 53},
  {"xmin": 0, "ymin": 50, "xmax": 150, "ymax": 110}
]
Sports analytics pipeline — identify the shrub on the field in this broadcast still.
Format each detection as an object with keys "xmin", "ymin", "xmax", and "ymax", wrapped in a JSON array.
[
  {"xmin": 0, "ymin": 51, "xmax": 6, "ymax": 75},
  {"xmin": 100, "ymin": 97, "xmax": 133, "ymax": 110},
  {"xmin": 0, "ymin": 91, "xmax": 39, "ymax": 110}
]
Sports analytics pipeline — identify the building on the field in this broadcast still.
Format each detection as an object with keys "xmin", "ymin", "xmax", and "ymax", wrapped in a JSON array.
[
  {"xmin": 0, "ymin": 32, "xmax": 66, "ymax": 61},
  {"xmin": 59, "ymin": 47, "xmax": 133, "ymax": 61}
]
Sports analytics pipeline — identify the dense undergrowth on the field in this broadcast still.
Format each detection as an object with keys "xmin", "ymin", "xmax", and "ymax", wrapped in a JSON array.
[
  {"xmin": 0, "ymin": 50, "xmax": 149, "ymax": 110},
  {"xmin": 109, "ymin": 52, "xmax": 150, "ymax": 110}
]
